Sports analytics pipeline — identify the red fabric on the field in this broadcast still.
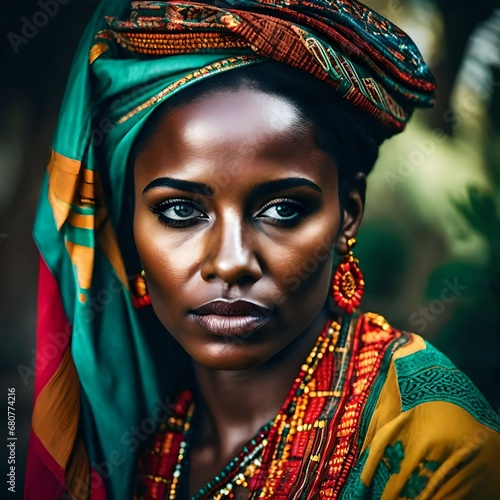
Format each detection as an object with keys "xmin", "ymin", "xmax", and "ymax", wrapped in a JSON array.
[
  {"xmin": 90, "ymin": 469, "xmax": 107, "ymax": 500},
  {"xmin": 25, "ymin": 431, "xmax": 66, "ymax": 499},
  {"xmin": 25, "ymin": 433, "xmax": 108, "ymax": 499},
  {"xmin": 25, "ymin": 256, "xmax": 72, "ymax": 498},
  {"xmin": 34, "ymin": 256, "xmax": 71, "ymax": 401}
]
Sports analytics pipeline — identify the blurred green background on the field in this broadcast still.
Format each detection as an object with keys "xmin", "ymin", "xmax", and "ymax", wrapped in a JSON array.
[{"xmin": 1, "ymin": 0, "xmax": 499, "ymax": 490}]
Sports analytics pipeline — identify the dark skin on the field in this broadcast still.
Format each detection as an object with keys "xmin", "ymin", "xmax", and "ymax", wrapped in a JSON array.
[{"xmin": 133, "ymin": 88, "xmax": 365, "ymax": 495}]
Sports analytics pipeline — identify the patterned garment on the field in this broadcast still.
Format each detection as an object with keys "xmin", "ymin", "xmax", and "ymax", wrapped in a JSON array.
[
  {"xmin": 26, "ymin": 1, "xmax": 443, "ymax": 499},
  {"xmin": 133, "ymin": 312, "xmax": 500, "ymax": 499},
  {"xmin": 341, "ymin": 322, "xmax": 500, "ymax": 499}
]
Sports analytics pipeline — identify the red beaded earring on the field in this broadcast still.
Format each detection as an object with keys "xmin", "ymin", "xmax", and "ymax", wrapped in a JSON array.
[
  {"xmin": 332, "ymin": 237, "xmax": 365, "ymax": 314},
  {"xmin": 131, "ymin": 270, "xmax": 151, "ymax": 309}
]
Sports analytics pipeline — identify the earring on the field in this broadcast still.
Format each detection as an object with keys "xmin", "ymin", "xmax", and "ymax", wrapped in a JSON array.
[
  {"xmin": 332, "ymin": 237, "xmax": 364, "ymax": 314},
  {"xmin": 131, "ymin": 270, "xmax": 151, "ymax": 309}
]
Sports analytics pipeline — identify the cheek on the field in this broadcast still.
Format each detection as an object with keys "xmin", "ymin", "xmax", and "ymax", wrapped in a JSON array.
[
  {"xmin": 267, "ymin": 214, "xmax": 339, "ymax": 304},
  {"xmin": 133, "ymin": 209, "xmax": 198, "ymax": 300}
]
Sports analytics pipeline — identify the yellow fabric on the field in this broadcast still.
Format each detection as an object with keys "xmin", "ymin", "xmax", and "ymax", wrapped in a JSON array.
[
  {"xmin": 47, "ymin": 150, "xmax": 82, "ymax": 230},
  {"xmin": 96, "ymin": 218, "xmax": 130, "ymax": 289},
  {"xmin": 356, "ymin": 334, "xmax": 500, "ymax": 499},
  {"xmin": 32, "ymin": 349, "xmax": 90, "ymax": 498}
]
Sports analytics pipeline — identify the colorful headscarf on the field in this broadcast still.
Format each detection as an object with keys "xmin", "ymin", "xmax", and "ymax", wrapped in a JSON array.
[{"xmin": 27, "ymin": 1, "xmax": 436, "ymax": 498}]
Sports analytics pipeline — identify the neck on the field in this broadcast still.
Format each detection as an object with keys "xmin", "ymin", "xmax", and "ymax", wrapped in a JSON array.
[{"xmin": 191, "ymin": 305, "xmax": 331, "ymax": 462}]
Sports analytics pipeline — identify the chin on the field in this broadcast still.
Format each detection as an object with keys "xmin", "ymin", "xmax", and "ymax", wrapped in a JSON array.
[{"xmin": 186, "ymin": 339, "xmax": 273, "ymax": 371}]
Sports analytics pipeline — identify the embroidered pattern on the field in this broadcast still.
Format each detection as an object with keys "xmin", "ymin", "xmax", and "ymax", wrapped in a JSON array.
[
  {"xmin": 103, "ymin": 0, "xmax": 436, "ymax": 131},
  {"xmin": 400, "ymin": 459, "xmax": 441, "ymax": 499},
  {"xmin": 116, "ymin": 55, "xmax": 262, "ymax": 124},
  {"xmin": 395, "ymin": 343, "xmax": 500, "ymax": 432}
]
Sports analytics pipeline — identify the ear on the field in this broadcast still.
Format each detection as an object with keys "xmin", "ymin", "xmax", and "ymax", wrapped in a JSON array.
[{"xmin": 337, "ymin": 172, "xmax": 366, "ymax": 254}]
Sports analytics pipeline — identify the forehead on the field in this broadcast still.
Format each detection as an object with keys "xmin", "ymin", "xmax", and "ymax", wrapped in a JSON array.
[
  {"xmin": 157, "ymin": 87, "xmax": 306, "ymax": 147},
  {"xmin": 134, "ymin": 87, "xmax": 337, "ymax": 186}
]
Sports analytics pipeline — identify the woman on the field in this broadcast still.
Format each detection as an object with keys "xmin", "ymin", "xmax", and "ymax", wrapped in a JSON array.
[{"xmin": 27, "ymin": 0, "xmax": 500, "ymax": 499}]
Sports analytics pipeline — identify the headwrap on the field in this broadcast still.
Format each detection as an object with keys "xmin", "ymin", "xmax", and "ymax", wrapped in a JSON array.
[{"xmin": 27, "ymin": 1, "xmax": 436, "ymax": 498}]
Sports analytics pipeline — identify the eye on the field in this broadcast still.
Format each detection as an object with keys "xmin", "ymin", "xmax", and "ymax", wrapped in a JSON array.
[
  {"xmin": 150, "ymin": 199, "xmax": 208, "ymax": 227},
  {"xmin": 164, "ymin": 203, "xmax": 199, "ymax": 220},
  {"xmin": 257, "ymin": 199, "xmax": 310, "ymax": 226},
  {"xmin": 261, "ymin": 204, "xmax": 297, "ymax": 220}
]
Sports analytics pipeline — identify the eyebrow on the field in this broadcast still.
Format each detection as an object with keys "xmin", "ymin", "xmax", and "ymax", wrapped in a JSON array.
[
  {"xmin": 253, "ymin": 177, "xmax": 322, "ymax": 196},
  {"xmin": 142, "ymin": 176, "xmax": 321, "ymax": 197},
  {"xmin": 142, "ymin": 177, "xmax": 214, "ymax": 196}
]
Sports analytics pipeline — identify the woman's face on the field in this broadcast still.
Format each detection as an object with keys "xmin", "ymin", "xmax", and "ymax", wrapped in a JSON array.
[{"xmin": 134, "ymin": 87, "xmax": 362, "ymax": 370}]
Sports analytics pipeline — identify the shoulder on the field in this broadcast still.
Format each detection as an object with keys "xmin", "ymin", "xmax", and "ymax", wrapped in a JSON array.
[
  {"xmin": 354, "ymin": 312, "xmax": 500, "ymax": 435},
  {"xmin": 342, "ymin": 313, "xmax": 500, "ymax": 499},
  {"xmin": 389, "ymin": 330, "xmax": 500, "ymax": 433}
]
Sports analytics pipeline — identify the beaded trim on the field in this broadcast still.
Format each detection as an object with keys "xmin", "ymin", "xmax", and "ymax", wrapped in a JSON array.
[
  {"xmin": 116, "ymin": 54, "xmax": 262, "ymax": 125},
  {"xmin": 109, "ymin": 30, "xmax": 250, "ymax": 55}
]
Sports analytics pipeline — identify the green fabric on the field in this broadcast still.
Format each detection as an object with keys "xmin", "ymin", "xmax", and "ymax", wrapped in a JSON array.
[
  {"xmin": 400, "ymin": 459, "xmax": 442, "ymax": 499},
  {"xmin": 395, "ymin": 342, "xmax": 500, "ymax": 432},
  {"xmin": 370, "ymin": 441, "xmax": 406, "ymax": 499}
]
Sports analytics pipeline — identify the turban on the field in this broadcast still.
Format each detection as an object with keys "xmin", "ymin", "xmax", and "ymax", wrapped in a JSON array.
[{"xmin": 27, "ymin": 1, "xmax": 435, "ymax": 498}]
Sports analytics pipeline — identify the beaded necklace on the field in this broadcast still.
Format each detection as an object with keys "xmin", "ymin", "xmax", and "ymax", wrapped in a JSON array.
[
  {"xmin": 136, "ymin": 319, "xmax": 338, "ymax": 499},
  {"xmin": 135, "ymin": 312, "xmax": 405, "ymax": 499}
]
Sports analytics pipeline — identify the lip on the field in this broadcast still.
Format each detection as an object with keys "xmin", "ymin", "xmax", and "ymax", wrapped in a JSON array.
[{"xmin": 190, "ymin": 299, "xmax": 271, "ymax": 337}]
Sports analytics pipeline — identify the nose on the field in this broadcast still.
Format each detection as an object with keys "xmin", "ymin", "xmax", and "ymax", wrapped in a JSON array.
[{"xmin": 200, "ymin": 212, "xmax": 263, "ymax": 287}]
